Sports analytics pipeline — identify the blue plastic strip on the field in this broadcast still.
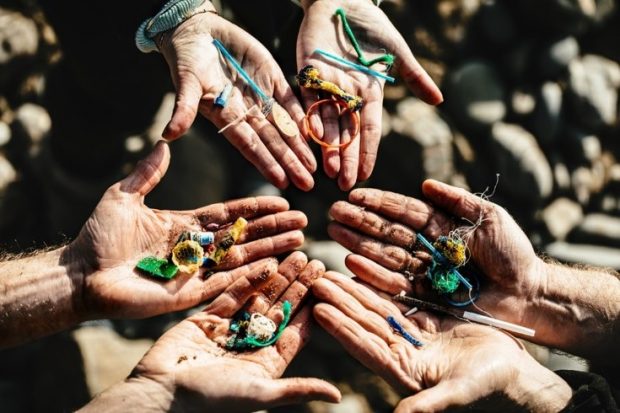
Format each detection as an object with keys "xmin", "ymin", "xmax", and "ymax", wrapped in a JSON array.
[{"xmin": 314, "ymin": 49, "xmax": 395, "ymax": 83}]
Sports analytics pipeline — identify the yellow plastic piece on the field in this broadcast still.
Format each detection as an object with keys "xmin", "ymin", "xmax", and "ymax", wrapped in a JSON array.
[
  {"xmin": 171, "ymin": 240, "xmax": 204, "ymax": 273},
  {"xmin": 296, "ymin": 65, "xmax": 363, "ymax": 112},
  {"xmin": 208, "ymin": 217, "xmax": 248, "ymax": 266},
  {"xmin": 433, "ymin": 236, "xmax": 467, "ymax": 267}
]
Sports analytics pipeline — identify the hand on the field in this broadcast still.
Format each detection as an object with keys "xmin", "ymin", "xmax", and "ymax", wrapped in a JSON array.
[
  {"xmin": 313, "ymin": 271, "xmax": 571, "ymax": 412},
  {"xmin": 327, "ymin": 181, "xmax": 547, "ymax": 336},
  {"xmin": 79, "ymin": 252, "xmax": 341, "ymax": 413},
  {"xmin": 68, "ymin": 141, "xmax": 307, "ymax": 320},
  {"xmin": 158, "ymin": 9, "xmax": 316, "ymax": 191},
  {"xmin": 297, "ymin": 0, "xmax": 443, "ymax": 190}
]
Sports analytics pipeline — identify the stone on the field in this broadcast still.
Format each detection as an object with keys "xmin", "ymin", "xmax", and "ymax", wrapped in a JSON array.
[
  {"xmin": 545, "ymin": 242, "xmax": 620, "ymax": 269},
  {"xmin": 572, "ymin": 166, "xmax": 593, "ymax": 205},
  {"xmin": 502, "ymin": 41, "xmax": 534, "ymax": 82},
  {"xmin": 549, "ymin": 154, "xmax": 572, "ymax": 192},
  {"xmin": 0, "ymin": 9, "xmax": 39, "ymax": 88},
  {"xmin": 538, "ymin": 36, "xmax": 580, "ymax": 78},
  {"xmin": 541, "ymin": 198, "xmax": 583, "ymax": 240},
  {"xmin": 13, "ymin": 103, "xmax": 51, "ymax": 145},
  {"xmin": 490, "ymin": 122, "xmax": 553, "ymax": 203},
  {"xmin": 0, "ymin": 154, "xmax": 16, "ymax": 192},
  {"xmin": 563, "ymin": 128, "xmax": 602, "ymax": 167},
  {"xmin": 569, "ymin": 213, "xmax": 620, "ymax": 248},
  {"xmin": 478, "ymin": 1, "xmax": 517, "ymax": 47},
  {"xmin": 567, "ymin": 55, "xmax": 620, "ymax": 130},
  {"xmin": 530, "ymin": 82, "xmax": 563, "ymax": 145},
  {"xmin": 510, "ymin": 88, "xmax": 536, "ymax": 118},
  {"xmin": 0, "ymin": 121, "xmax": 10, "ymax": 147},
  {"xmin": 446, "ymin": 60, "xmax": 506, "ymax": 132}
]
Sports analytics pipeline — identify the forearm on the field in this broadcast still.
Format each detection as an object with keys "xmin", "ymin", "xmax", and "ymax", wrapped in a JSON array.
[
  {"xmin": 531, "ymin": 261, "xmax": 620, "ymax": 362},
  {"xmin": 0, "ymin": 246, "xmax": 85, "ymax": 348},
  {"xmin": 78, "ymin": 377, "xmax": 173, "ymax": 413}
]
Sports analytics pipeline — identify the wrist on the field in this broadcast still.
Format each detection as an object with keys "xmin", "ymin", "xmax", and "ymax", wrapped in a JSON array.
[{"xmin": 79, "ymin": 376, "xmax": 173, "ymax": 413}]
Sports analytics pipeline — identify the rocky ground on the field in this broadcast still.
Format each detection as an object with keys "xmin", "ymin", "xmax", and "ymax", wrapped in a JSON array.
[{"xmin": 0, "ymin": 0, "xmax": 618, "ymax": 412}]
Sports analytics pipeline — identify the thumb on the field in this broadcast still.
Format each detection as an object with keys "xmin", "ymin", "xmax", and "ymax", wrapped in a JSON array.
[
  {"xmin": 391, "ymin": 35, "xmax": 443, "ymax": 106},
  {"xmin": 395, "ymin": 382, "xmax": 468, "ymax": 413},
  {"xmin": 120, "ymin": 140, "xmax": 170, "ymax": 196},
  {"xmin": 163, "ymin": 74, "xmax": 202, "ymax": 140},
  {"xmin": 265, "ymin": 377, "xmax": 341, "ymax": 407},
  {"xmin": 421, "ymin": 179, "xmax": 491, "ymax": 224}
]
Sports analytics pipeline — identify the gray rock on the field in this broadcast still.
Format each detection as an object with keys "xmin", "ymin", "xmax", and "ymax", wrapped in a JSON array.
[
  {"xmin": 545, "ymin": 242, "xmax": 620, "ymax": 269},
  {"xmin": 0, "ymin": 9, "xmax": 38, "ymax": 65},
  {"xmin": 446, "ymin": 60, "xmax": 506, "ymax": 131},
  {"xmin": 567, "ymin": 55, "xmax": 620, "ymax": 130},
  {"xmin": 542, "ymin": 198, "xmax": 583, "ymax": 240},
  {"xmin": 538, "ymin": 37, "xmax": 580, "ymax": 77},
  {"xmin": 490, "ymin": 122, "xmax": 553, "ymax": 202},
  {"xmin": 549, "ymin": 154, "xmax": 572, "ymax": 192},
  {"xmin": 511, "ymin": 88, "xmax": 536, "ymax": 118},
  {"xmin": 0, "ymin": 121, "xmax": 10, "ymax": 147},
  {"xmin": 530, "ymin": 82, "xmax": 563, "ymax": 145},
  {"xmin": 569, "ymin": 213, "xmax": 620, "ymax": 248},
  {"xmin": 478, "ymin": 1, "xmax": 516, "ymax": 47},
  {"xmin": 564, "ymin": 128, "xmax": 602, "ymax": 166},
  {"xmin": 572, "ymin": 166, "xmax": 594, "ymax": 205},
  {"xmin": 13, "ymin": 103, "xmax": 51, "ymax": 145}
]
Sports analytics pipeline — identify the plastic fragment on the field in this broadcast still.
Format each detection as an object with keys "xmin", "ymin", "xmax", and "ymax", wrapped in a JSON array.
[
  {"xmin": 172, "ymin": 240, "xmax": 204, "ymax": 273},
  {"xmin": 204, "ymin": 217, "xmax": 247, "ymax": 267},
  {"xmin": 136, "ymin": 256, "xmax": 179, "ymax": 279}
]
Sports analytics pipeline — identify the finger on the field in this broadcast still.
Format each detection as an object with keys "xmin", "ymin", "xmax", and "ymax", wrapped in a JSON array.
[
  {"xmin": 345, "ymin": 254, "xmax": 413, "ymax": 295},
  {"xmin": 216, "ymin": 230, "xmax": 305, "ymax": 270},
  {"xmin": 194, "ymin": 196, "xmax": 289, "ymax": 227},
  {"xmin": 248, "ymin": 115, "xmax": 315, "ymax": 191},
  {"xmin": 313, "ymin": 277, "xmax": 395, "ymax": 342},
  {"xmin": 238, "ymin": 210, "xmax": 308, "ymax": 244},
  {"xmin": 244, "ymin": 251, "xmax": 308, "ymax": 315},
  {"xmin": 265, "ymin": 376, "xmax": 342, "ymax": 406},
  {"xmin": 319, "ymin": 100, "xmax": 341, "ymax": 178},
  {"xmin": 203, "ymin": 258, "xmax": 279, "ymax": 317},
  {"xmin": 394, "ymin": 382, "xmax": 470, "ymax": 413},
  {"xmin": 391, "ymin": 35, "xmax": 443, "ymax": 105},
  {"xmin": 266, "ymin": 259, "xmax": 325, "ymax": 321},
  {"xmin": 201, "ymin": 257, "xmax": 279, "ymax": 301},
  {"xmin": 119, "ymin": 141, "xmax": 170, "ymax": 196},
  {"xmin": 313, "ymin": 303, "xmax": 398, "ymax": 380},
  {"xmin": 300, "ymin": 87, "xmax": 323, "ymax": 140},
  {"xmin": 329, "ymin": 200, "xmax": 417, "ymax": 249},
  {"xmin": 274, "ymin": 81, "xmax": 317, "ymax": 173},
  {"xmin": 421, "ymin": 179, "xmax": 492, "ymax": 224},
  {"xmin": 271, "ymin": 305, "xmax": 313, "ymax": 370},
  {"xmin": 348, "ymin": 188, "xmax": 453, "ymax": 236},
  {"xmin": 327, "ymin": 222, "xmax": 428, "ymax": 274},
  {"xmin": 337, "ymin": 105, "xmax": 360, "ymax": 191},
  {"xmin": 163, "ymin": 75, "xmax": 203, "ymax": 140},
  {"xmin": 357, "ymin": 96, "xmax": 383, "ymax": 181}
]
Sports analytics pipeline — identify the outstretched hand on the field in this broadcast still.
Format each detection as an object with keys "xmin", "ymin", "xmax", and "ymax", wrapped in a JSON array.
[
  {"xmin": 80, "ymin": 252, "xmax": 341, "ymax": 413},
  {"xmin": 69, "ymin": 141, "xmax": 307, "ymax": 320},
  {"xmin": 158, "ymin": 10, "xmax": 316, "ymax": 191},
  {"xmin": 297, "ymin": 0, "xmax": 443, "ymax": 190},
  {"xmin": 327, "ymin": 181, "xmax": 546, "ymax": 335},
  {"xmin": 313, "ymin": 271, "xmax": 571, "ymax": 412}
]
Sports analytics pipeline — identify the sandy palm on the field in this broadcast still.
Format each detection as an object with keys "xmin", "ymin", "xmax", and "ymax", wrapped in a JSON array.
[
  {"xmin": 297, "ymin": 0, "xmax": 442, "ymax": 190},
  {"xmin": 124, "ymin": 252, "xmax": 341, "ymax": 413},
  {"xmin": 70, "ymin": 142, "xmax": 307, "ymax": 320},
  {"xmin": 313, "ymin": 272, "xmax": 570, "ymax": 412},
  {"xmin": 158, "ymin": 12, "xmax": 316, "ymax": 191}
]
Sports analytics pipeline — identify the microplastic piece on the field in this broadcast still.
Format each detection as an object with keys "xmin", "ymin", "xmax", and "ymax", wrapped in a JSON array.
[{"xmin": 136, "ymin": 256, "xmax": 179, "ymax": 279}]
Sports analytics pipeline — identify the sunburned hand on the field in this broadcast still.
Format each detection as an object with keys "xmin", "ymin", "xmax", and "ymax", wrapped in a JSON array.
[
  {"xmin": 326, "ymin": 181, "xmax": 547, "ymax": 339},
  {"xmin": 313, "ymin": 272, "xmax": 571, "ymax": 412},
  {"xmin": 157, "ymin": 10, "xmax": 316, "ymax": 191},
  {"xmin": 297, "ymin": 0, "xmax": 443, "ymax": 190},
  {"xmin": 68, "ymin": 141, "xmax": 307, "ymax": 320},
  {"xmin": 79, "ymin": 252, "xmax": 341, "ymax": 413}
]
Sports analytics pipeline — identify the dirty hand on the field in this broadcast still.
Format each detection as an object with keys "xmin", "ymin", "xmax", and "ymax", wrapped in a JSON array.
[
  {"xmin": 79, "ymin": 252, "xmax": 340, "ymax": 413},
  {"xmin": 327, "ymin": 182, "xmax": 547, "ymax": 339},
  {"xmin": 297, "ymin": 0, "xmax": 443, "ymax": 190},
  {"xmin": 69, "ymin": 141, "xmax": 307, "ymax": 320},
  {"xmin": 313, "ymin": 271, "xmax": 571, "ymax": 412},
  {"xmin": 158, "ymin": 8, "xmax": 316, "ymax": 191}
]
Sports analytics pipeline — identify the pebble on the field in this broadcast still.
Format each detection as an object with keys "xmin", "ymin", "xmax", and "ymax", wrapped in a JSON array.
[
  {"xmin": 530, "ymin": 82, "xmax": 563, "ymax": 145},
  {"xmin": 545, "ymin": 241, "xmax": 620, "ymax": 269},
  {"xmin": 538, "ymin": 36, "xmax": 579, "ymax": 78},
  {"xmin": 541, "ymin": 198, "xmax": 583, "ymax": 240},
  {"xmin": 569, "ymin": 213, "xmax": 620, "ymax": 248}
]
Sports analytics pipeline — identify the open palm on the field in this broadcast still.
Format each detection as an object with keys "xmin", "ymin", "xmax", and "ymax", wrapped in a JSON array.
[{"xmin": 70, "ymin": 142, "xmax": 307, "ymax": 320}]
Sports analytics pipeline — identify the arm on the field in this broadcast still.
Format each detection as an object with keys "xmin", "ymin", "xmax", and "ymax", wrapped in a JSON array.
[
  {"xmin": 0, "ymin": 142, "xmax": 307, "ymax": 349},
  {"xmin": 0, "ymin": 246, "xmax": 84, "ymax": 348}
]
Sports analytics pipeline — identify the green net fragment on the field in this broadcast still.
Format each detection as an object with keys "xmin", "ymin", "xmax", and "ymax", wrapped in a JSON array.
[
  {"xmin": 136, "ymin": 256, "xmax": 179, "ymax": 279},
  {"xmin": 226, "ymin": 301, "xmax": 292, "ymax": 351},
  {"xmin": 427, "ymin": 261, "xmax": 460, "ymax": 294}
]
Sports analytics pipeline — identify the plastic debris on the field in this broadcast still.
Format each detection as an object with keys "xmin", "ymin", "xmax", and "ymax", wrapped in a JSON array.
[{"xmin": 136, "ymin": 256, "xmax": 179, "ymax": 279}]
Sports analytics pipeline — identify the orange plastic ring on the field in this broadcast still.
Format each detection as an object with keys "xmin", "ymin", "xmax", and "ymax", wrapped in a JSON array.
[{"xmin": 303, "ymin": 99, "xmax": 360, "ymax": 149}]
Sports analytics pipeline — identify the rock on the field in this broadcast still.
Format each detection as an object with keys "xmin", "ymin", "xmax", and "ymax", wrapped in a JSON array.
[
  {"xmin": 572, "ymin": 166, "xmax": 594, "ymax": 205},
  {"xmin": 569, "ymin": 213, "xmax": 620, "ymax": 248},
  {"xmin": 0, "ymin": 154, "xmax": 16, "ymax": 192},
  {"xmin": 549, "ymin": 154, "xmax": 572, "ymax": 192},
  {"xmin": 13, "ymin": 103, "xmax": 51, "ymax": 145},
  {"xmin": 530, "ymin": 82, "xmax": 563, "ymax": 145},
  {"xmin": 0, "ymin": 9, "xmax": 39, "ymax": 87},
  {"xmin": 436, "ymin": 0, "xmax": 481, "ymax": 45},
  {"xmin": 446, "ymin": 60, "xmax": 506, "ymax": 132},
  {"xmin": 478, "ymin": 1, "xmax": 517, "ymax": 47},
  {"xmin": 502, "ymin": 41, "xmax": 534, "ymax": 82},
  {"xmin": 510, "ymin": 87, "xmax": 536, "ymax": 118},
  {"xmin": 72, "ymin": 326, "xmax": 153, "ymax": 396},
  {"xmin": 541, "ymin": 198, "xmax": 583, "ymax": 240},
  {"xmin": 303, "ymin": 240, "xmax": 354, "ymax": 277},
  {"xmin": 545, "ymin": 241, "xmax": 620, "ymax": 269},
  {"xmin": 563, "ymin": 128, "xmax": 602, "ymax": 166},
  {"xmin": 0, "ymin": 121, "xmax": 10, "ymax": 147},
  {"xmin": 537, "ymin": 36, "xmax": 579, "ymax": 78},
  {"xmin": 567, "ymin": 55, "xmax": 620, "ymax": 130},
  {"xmin": 490, "ymin": 122, "xmax": 553, "ymax": 203}
]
